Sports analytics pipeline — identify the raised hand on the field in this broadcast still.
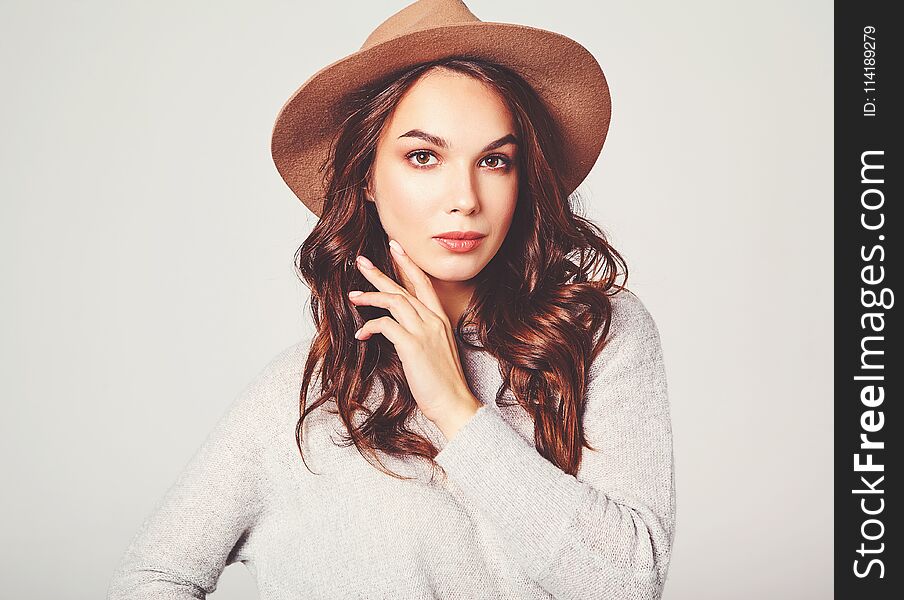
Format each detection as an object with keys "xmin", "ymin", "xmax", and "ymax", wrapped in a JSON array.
[{"xmin": 348, "ymin": 239, "xmax": 481, "ymax": 440}]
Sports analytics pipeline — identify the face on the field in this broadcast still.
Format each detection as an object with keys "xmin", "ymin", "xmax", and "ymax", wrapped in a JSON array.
[{"xmin": 367, "ymin": 68, "xmax": 519, "ymax": 285}]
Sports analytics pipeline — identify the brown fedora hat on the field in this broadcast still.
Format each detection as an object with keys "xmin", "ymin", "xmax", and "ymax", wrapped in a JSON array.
[{"xmin": 271, "ymin": 0, "xmax": 611, "ymax": 217}]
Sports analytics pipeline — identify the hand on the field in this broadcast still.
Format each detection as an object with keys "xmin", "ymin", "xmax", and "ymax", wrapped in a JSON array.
[{"xmin": 348, "ymin": 240, "xmax": 481, "ymax": 439}]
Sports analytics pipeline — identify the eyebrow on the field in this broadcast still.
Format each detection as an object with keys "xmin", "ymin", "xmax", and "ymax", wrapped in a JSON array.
[{"xmin": 397, "ymin": 129, "xmax": 519, "ymax": 153}]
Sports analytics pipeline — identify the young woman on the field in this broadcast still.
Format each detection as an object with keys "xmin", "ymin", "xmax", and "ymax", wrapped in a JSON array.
[{"xmin": 107, "ymin": 1, "xmax": 676, "ymax": 598}]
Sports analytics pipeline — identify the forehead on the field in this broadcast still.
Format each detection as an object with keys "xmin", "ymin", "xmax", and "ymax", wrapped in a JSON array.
[{"xmin": 382, "ymin": 69, "xmax": 516, "ymax": 145}]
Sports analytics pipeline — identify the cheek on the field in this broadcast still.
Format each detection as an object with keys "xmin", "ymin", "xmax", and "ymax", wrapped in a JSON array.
[
  {"xmin": 374, "ymin": 160, "xmax": 437, "ymax": 217},
  {"xmin": 378, "ymin": 194, "xmax": 432, "ymax": 229},
  {"xmin": 373, "ymin": 194, "xmax": 435, "ymax": 254},
  {"xmin": 492, "ymin": 187, "xmax": 518, "ymax": 232}
]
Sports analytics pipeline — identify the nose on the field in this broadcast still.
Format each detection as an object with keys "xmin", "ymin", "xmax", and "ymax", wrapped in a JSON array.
[{"xmin": 447, "ymin": 166, "xmax": 480, "ymax": 215}]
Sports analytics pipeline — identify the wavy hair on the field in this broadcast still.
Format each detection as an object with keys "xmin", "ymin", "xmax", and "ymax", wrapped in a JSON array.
[{"xmin": 294, "ymin": 56, "xmax": 628, "ymax": 480}]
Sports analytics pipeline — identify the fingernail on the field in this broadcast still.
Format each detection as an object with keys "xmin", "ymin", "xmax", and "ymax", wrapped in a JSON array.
[
  {"xmin": 389, "ymin": 239, "xmax": 405, "ymax": 255},
  {"xmin": 354, "ymin": 328, "xmax": 363, "ymax": 339},
  {"xmin": 356, "ymin": 255, "xmax": 374, "ymax": 269},
  {"xmin": 348, "ymin": 290, "xmax": 363, "ymax": 298}
]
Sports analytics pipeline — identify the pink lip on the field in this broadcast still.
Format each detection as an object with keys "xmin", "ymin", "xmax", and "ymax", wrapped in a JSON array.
[
  {"xmin": 434, "ymin": 236, "xmax": 485, "ymax": 253},
  {"xmin": 433, "ymin": 230, "xmax": 486, "ymax": 240}
]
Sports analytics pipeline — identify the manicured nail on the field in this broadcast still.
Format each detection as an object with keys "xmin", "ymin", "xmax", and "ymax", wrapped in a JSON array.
[
  {"xmin": 348, "ymin": 290, "xmax": 363, "ymax": 298},
  {"xmin": 389, "ymin": 239, "xmax": 405, "ymax": 255},
  {"xmin": 354, "ymin": 328, "xmax": 363, "ymax": 339},
  {"xmin": 356, "ymin": 255, "xmax": 374, "ymax": 269}
]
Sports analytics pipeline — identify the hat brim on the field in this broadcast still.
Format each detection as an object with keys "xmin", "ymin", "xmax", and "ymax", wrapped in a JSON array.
[{"xmin": 271, "ymin": 21, "xmax": 611, "ymax": 217}]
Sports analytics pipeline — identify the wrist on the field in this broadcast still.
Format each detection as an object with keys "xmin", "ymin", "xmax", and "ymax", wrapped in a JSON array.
[{"xmin": 433, "ymin": 395, "xmax": 482, "ymax": 441}]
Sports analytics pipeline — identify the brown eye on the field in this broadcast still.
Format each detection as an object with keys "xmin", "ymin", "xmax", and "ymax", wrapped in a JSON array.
[
  {"xmin": 406, "ymin": 150, "xmax": 438, "ymax": 168},
  {"xmin": 480, "ymin": 154, "xmax": 512, "ymax": 171}
]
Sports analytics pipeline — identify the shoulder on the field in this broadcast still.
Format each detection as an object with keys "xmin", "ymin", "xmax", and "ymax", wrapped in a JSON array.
[
  {"xmin": 607, "ymin": 289, "xmax": 661, "ymax": 342},
  {"xmin": 588, "ymin": 288, "xmax": 665, "ymax": 381},
  {"xmin": 582, "ymin": 289, "xmax": 670, "ymax": 439},
  {"xmin": 585, "ymin": 286, "xmax": 661, "ymax": 346},
  {"xmin": 255, "ymin": 335, "xmax": 312, "ymax": 387},
  {"xmin": 567, "ymin": 281, "xmax": 660, "ymax": 346},
  {"xmin": 229, "ymin": 334, "xmax": 316, "ymax": 433}
]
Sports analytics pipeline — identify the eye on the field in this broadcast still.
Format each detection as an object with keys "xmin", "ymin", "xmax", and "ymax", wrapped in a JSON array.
[
  {"xmin": 404, "ymin": 150, "xmax": 514, "ymax": 171},
  {"xmin": 480, "ymin": 154, "xmax": 513, "ymax": 171},
  {"xmin": 405, "ymin": 150, "xmax": 439, "ymax": 168}
]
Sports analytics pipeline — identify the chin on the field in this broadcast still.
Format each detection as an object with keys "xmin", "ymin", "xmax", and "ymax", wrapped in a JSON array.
[{"xmin": 422, "ymin": 258, "xmax": 487, "ymax": 282}]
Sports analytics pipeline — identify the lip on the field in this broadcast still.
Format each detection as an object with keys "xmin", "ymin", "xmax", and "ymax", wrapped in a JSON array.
[
  {"xmin": 434, "ymin": 236, "xmax": 485, "ymax": 253},
  {"xmin": 432, "ymin": 231, "xmax": 487, "ymax": 240}
]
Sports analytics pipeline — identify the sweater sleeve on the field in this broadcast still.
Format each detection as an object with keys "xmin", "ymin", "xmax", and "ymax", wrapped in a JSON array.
[
  {"xmin": 434, "ymin": 290, "xmax": 676, "ymax": 600},
  {"xmin": 106, "ymin": 342, "xmax": 299, "ymax": 599}
]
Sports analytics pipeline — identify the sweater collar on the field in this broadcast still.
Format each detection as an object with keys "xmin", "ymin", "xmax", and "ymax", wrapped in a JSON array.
[{"xmin": 457, "ymin": 323, "xmax": 484, "ymax": 348}]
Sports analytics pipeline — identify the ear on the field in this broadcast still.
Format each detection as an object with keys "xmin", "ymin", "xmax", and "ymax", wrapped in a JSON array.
[{"xmin": 364, "ymin": 171, "xmax": 376, "ymax": 203}]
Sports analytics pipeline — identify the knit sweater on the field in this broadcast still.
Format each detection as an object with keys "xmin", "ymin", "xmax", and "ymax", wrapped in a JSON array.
[{"xmin": 106, "ymin": 289, "xmax": 675, "ymax": 599}]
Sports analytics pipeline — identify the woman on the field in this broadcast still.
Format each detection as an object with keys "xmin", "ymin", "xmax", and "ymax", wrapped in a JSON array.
[{"xmin": 107, "ymin": 1, "xmax": 676, "ymax": 598}]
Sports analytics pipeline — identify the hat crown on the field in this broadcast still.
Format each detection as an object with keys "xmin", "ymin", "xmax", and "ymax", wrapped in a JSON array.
[{"xmin": 361, "ymin": 0, "xmax": 481, "ymax": 50}]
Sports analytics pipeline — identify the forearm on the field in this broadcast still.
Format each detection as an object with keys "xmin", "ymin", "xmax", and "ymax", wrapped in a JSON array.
[{"xmin": 435, "ymin": 405, "xmax": 672, "ymax": 599}]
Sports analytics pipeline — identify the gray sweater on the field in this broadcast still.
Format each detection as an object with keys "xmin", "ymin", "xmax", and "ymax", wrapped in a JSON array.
[{"xmin": 107, "ymin": 289, "xmax": 675, "ymax": 599}]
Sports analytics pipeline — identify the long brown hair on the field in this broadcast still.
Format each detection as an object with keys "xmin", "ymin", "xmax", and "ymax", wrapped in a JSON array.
[{"xmin": 294, "ymin": 56, "xmax": 628, "ymax": 480}]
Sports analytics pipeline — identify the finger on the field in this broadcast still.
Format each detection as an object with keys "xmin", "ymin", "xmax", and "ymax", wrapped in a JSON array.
[
  {"xmin": 355, "ymin": 254, "xmax": 435, "ymax": 322},
  {"xmin": 355, "ymin": 316, "xmax": 412, "ymax": 349},
  {"xmin": 348, "ymin": 290, "xmax": 422, "ymax": 331},
  {"xmin": 355, "ymin": 255, "xmax": 407, "ymax": 295},
  {"xmin": 387, "ymin": 239, "xmax": 449, "ymax": 323}
]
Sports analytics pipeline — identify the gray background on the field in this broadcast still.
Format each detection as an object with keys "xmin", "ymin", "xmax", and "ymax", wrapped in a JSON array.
[{"xmin": 0, "ymin": 0, "xmax": 832, "ymax": 598}]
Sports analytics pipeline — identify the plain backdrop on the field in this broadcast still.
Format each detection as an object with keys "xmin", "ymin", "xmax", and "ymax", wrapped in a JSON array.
[{"xmin": 0, "ymin": 1, "xmax": 832, "ymax": 598}]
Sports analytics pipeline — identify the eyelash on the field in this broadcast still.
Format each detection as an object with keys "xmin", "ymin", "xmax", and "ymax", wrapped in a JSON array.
[{"xmin": 404, "ymin": 150, "xmax": 513, "ymax": 171}]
